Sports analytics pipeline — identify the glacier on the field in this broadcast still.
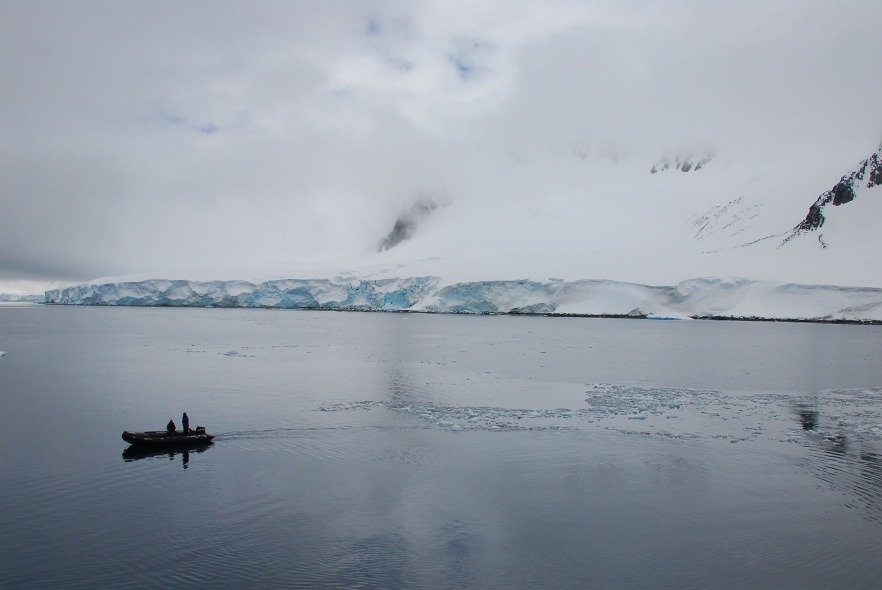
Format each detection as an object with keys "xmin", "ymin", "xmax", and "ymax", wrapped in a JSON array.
[
  {"xmin": 0, "ymin": 293, "xmax": 43, "ymax": 303},
  {"xmin": 43, "ymin": 276, "xmax": 882, "ymax": 323}
]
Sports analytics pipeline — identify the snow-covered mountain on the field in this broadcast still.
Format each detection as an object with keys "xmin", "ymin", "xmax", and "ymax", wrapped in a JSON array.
[
  {"xmin": 44, "ymin": 277, "xmax": 882, "ymax": 322},
  {"xmin": 26, "ymin": 140, "xmax": 882, "ymax": 321},
  {"xmin": 357, "ymin": 141, "xmax": 881, "ymax": 288}
]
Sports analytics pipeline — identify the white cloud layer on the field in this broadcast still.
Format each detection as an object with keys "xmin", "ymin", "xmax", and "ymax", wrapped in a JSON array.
[{"xmin": 2, "ymin": 0, "xmax": 881, "ymax": 290}]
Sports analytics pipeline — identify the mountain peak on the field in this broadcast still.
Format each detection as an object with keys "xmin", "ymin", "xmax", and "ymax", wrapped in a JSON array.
[{"xmin": 782, "ymin": 146, "xmax": 882, "ymax": 247}]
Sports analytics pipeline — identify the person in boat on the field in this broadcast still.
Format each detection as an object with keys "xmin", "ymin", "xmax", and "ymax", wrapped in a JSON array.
[
  {"xmin": 182, "ymin": 412, "xmax": 190, "ymax": 435},
  {"xmin": 166, "ymin": 419, "xmax": 176, "ymax": 435}
]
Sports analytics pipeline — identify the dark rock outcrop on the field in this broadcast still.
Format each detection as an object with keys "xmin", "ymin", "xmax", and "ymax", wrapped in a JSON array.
[
  {"xmin": 377, "ymin": 195, "xmax": 441, "ymax": 252},
  {"xmin": 782, "ymin": 146, "xmax": 882, "ymax": 246},
  {"xmin": 650, "ymin": 149, "xmax": 715, "ymax": 174}
]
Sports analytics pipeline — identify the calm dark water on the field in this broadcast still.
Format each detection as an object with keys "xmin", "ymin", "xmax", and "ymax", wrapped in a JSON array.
[{"xmin": 1, "ymin": 305, "xmax": 881, "ymax": 589}]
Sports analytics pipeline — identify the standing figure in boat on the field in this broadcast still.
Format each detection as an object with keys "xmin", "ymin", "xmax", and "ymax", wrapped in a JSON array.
[
  {"xmin": 166, "ymin": 419, "xmax": 176, "ymax": 435},
  {"xmin": 182, "ymin": 412, "xmax": 190, "ymax": 435}
]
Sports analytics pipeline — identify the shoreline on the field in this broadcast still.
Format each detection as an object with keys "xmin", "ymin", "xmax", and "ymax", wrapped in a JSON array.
[{"xmin": 37, "ymin": 302, "xmax": 882, "ymax": 325}]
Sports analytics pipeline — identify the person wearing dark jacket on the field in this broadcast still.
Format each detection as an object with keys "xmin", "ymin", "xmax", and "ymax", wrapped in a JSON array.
[
  {"xmin": 182, "ymin": 412, "xmax": 190, "ymax": 435},
  {"xmin": 167, "ymin": 419, "xmax": 176, "ymax": 435}
]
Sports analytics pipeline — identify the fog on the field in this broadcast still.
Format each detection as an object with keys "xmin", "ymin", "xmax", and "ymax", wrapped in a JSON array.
[{"xmin": 2, "ymin": 0, "xmax": 881, "ymax": 292}]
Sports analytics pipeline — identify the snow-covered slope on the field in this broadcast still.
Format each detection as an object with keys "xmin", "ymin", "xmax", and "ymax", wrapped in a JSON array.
[
  {"xmin": 44, "ymin": 277, "xmax": 882, "ymax": 322},
  {"xmin": 30, "ymin": 142, "xmax": 882, "ymax": 320},
  {"xmin": 353, "ymin": 141, "xmax": 882, "ymax": 289}
]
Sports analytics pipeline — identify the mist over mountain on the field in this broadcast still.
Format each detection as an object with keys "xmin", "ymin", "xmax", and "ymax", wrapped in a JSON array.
[
  {"xmin": 2, "ymin": 2, "xmax": 881, "ymax": 294},
  {"xmin": 16, "ymin": 139, "xmax": 882, "ymax": 302},
  {"xmin": 31, "ymin": 138, "xmax": 882, "ymax": 326},
  {"xmin": 377, "ymin": 194, "xmax": 448, "ymax": 252},
  {"xmin": 341, "ymin": 139, "xmax": 882, "ymax": 290}
]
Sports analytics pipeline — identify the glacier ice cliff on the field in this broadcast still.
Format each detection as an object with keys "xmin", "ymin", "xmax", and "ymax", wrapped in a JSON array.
[
  {"xmin": 44, "ymin": 277, "xmax": 882, "ymax": 323},
  {"xmin": 0, "ymin": 293, "xmax": 43, "ymax": 303},
  {"xmin": 45, "ymin": 277, "xmax": 439, "ymax": 311}
]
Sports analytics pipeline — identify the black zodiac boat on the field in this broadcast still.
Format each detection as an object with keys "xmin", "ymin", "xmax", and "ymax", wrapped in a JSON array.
[{"xmin": 122, "ymin": 426, "xmax": 214, "ymax": 448}]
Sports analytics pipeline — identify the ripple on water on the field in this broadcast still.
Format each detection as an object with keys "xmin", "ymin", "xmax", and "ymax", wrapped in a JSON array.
[
  {"xmin": 797, "ymin": 440, "xmax": 882, "ymax": 525},
  {"xmin": 214, "ymin": 426, "xmax": 452, "ymax": 466}
]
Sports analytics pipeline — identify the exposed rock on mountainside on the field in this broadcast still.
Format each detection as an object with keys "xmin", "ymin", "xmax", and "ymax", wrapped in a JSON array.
[
  {"xmin": 650, "ymin": 149, "xmax": 715, "ymax": 174},
  {"xmin": 689, "ymin": 197, "xmax": 762, "ymax": 241},
  {"xmin": 378, "ymin": 195, "xmax": 444, "ymax": 252},
  {"xmin": 783, "ymin": 146, "xmax": 882, "ymax": 247}
]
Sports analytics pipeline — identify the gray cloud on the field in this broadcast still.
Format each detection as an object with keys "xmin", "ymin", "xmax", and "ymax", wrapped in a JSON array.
[{"xmin": 1, "ymin": 1, "xmax": 881, "ymax": 289}]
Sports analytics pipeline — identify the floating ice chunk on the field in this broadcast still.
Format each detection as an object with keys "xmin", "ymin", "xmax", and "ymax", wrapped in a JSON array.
[
  {"xmin": 646, "ymin": 313, "xmax": 693, "ymax": 320},
  {"xmin": 0, "ymin": 351, "xmax": 5, "ymax": 357}
]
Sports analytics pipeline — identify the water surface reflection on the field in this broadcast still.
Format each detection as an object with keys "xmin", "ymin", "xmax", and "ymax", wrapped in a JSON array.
[
  {"xmin": 122, "ymin": 444, "xmax": 212, "ymax": 468},
  {"xmin": 2, "ymin": 307, "xmax": 881, "ymax": 589}
]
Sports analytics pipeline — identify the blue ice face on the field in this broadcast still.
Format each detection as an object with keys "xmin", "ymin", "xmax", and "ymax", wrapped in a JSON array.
[{"xmin": 41, "ymin": 276, "xmax": 882, "ymax": 323}]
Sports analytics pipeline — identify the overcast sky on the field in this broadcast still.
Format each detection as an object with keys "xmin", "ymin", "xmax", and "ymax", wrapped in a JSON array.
[{"xmin": 2, "ymin": 0, "xmax": 881, "ymax": 291}]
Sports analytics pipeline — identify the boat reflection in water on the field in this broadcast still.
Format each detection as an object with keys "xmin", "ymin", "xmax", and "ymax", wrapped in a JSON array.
[
  {"xmin": 794, "ymin": 402, "xmax": 819, "ymax": 431},
  {"xmin": 122, "ymin": 444, "xmax": 212, "ymax": 469}
]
